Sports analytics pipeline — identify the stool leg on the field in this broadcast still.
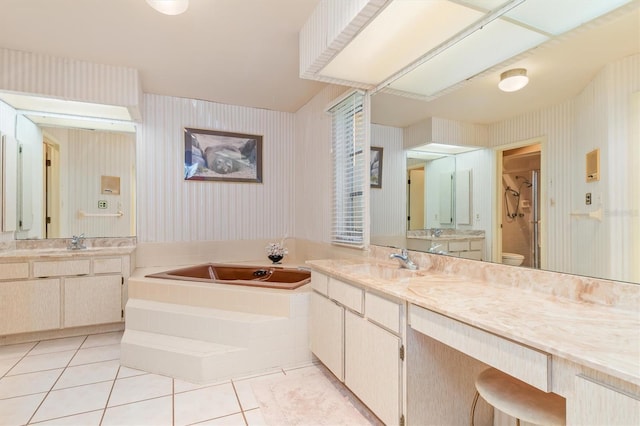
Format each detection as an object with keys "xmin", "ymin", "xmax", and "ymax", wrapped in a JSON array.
[{"xmin": 470, "ymin": 391, "xmax": 480, "ymax": 426}]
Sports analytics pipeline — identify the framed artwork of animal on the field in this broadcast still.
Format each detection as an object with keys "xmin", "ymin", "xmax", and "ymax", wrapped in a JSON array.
[{"xmin": 184, "ymin": 128, "xmax": 263, "ymax": 183}]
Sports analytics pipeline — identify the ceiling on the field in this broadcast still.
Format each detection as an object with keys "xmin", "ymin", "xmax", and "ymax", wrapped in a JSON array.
[{"xmin": 0, "ymin": 0, "xmax": 638, "ymax": 128}]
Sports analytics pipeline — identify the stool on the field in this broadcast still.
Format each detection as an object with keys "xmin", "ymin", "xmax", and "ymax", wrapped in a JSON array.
[{"xmin": 471, "ymin": 368, "xmax": 566, "ymax": 426}]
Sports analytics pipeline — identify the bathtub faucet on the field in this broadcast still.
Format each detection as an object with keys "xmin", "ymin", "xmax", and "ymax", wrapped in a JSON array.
[{"xmin": 390, "ymin": 249, "xmax": 418, "ymax": 270}]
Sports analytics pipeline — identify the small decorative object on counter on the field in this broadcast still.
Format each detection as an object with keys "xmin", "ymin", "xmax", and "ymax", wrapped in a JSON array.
[{"xmin": 266, "ymin": 242, "xmax": 287, "ymax": 264}]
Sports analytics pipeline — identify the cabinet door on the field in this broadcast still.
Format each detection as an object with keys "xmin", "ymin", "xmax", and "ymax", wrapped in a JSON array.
[
  {"xmin": 568, "ymin": 375, "xmax": 640, "ymax": 425},
  {"xmin": 310, "ymin": 291, "xmax": 344, "ymax": 380},
  {"xmin": 345, "ymin": 310, "xmax": 401, "ymax": 426},
  {"xmin": 0, "ymin": 279, "xmax": 60, "ymax": 335},
  {"xmin": 64, "ymin": 275, "xmax": 122, "ymax": 327}
]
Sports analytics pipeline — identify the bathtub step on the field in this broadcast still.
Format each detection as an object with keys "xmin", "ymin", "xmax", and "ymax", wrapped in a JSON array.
[
  {"xmin": 120, "ymin": 329, "xmax": 249, "ymax": 384},
  {"xmin": 125, "ymin": 298, "xmax": 288, "ymax": 346}
]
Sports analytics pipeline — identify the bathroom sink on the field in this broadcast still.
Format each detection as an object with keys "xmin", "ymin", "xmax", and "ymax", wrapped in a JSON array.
[{"xmin": 343, "ymin": 263, "xmax": 422, "ymax": 280}]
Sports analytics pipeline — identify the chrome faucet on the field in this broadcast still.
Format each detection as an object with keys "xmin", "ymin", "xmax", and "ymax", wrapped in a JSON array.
[
  {"xmin": 389, "ymin": 249, "xmax": 418, "ymax": 270},
  {"xmin": 68, "ymin": 234, "xmax": 86, "ymax": 250},
  {"xmin": 430, "ymin": 228, "xmax": 443, "ymax": 237},
  {"xmin": 428, "ymin": 244, "xmax": 447, "ymax": 255}
]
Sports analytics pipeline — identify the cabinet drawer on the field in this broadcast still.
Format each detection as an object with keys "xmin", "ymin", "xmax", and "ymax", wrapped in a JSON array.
[
  {"xmin": 311, "ymin": 271, "xmax": 329, "ymax": 295},
  {"xmin": 470, "ymin": 240, "xmax": 484, "ymax": 250},
  {"xmin": 94, "ymin": 258, "xmax": 122, "ymax": 274},
  {"xmin": 460, "ymin": 250, "xmax": 482, "ymax": 260},
  {"xmin": 0, "ymin": 262, "xmax": 29, "ymax": 280},
  {"xmin": 448, "ymin": 241, "xmax": 469, "ymax": 252},
  {"xmin": 409, "ymin": 304, "xmax": 550, "ymax": 391},
  {"xmin": 329, "ymin": 278, "xmax": 363, "ymax": 314},
  {"xmin": 366, "ymin": 292, "xmax": 402, "ymax": 334},
  {"xmin": 34, "ymin": 259, "xmax": 90, "ymax": 277}
]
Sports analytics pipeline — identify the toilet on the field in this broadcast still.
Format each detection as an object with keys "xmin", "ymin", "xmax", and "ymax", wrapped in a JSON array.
[{"xmin": 502, "ymin": 252, "xmax": 524, "ymax": 266}]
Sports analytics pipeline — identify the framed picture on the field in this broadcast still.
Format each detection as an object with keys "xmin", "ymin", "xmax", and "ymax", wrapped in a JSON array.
[
  {"xmin": 184, "ymin": 128, "xmax": 263, "ymax": 183},
  {"xmin": 370, "ymin": 146, "xmax": 383, "ymax": 188}
]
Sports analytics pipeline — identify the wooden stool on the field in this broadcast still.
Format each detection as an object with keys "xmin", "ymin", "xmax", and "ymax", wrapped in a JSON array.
[{"xmin": 471, "ymin": 368, "xmax": 566, "ymax": 426}]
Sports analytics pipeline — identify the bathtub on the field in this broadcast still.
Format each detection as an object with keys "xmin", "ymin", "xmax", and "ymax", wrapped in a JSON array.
[{"xmin": 145, "ymin": 262, "xmax": 311, "ymax": 290}]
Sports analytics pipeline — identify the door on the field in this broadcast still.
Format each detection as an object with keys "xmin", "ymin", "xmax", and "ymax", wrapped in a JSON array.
[
  {"xmin": 44, "ymin": 141, "xmax": 61, "ymax": 238},
  {"xmin": 310, "ymin": 292, "xmax": 344, "ymax": 380},
  {"xmin": 408, "ymin": 167, "xmax": 424, "ymax": 230}
]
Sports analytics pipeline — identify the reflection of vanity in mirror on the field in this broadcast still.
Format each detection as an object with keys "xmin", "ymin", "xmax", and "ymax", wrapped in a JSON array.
[{"xmin": 369, "ymin": 5, "xmax": 639, "ymax": 285}]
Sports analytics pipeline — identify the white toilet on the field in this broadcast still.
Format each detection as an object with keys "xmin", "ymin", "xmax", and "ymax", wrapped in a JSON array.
[{"xmin": 502, "ymin": 252, "xmax": 524, "ymax": 266}]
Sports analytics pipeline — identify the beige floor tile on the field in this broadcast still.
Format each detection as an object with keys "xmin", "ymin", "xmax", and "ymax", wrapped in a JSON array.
[
  {"xmin": 81, "ymin": 331, "xmax": 123, "ymax": 349},
  {"xmin": 117, "ymin": 365, "xmax": 148, "ymax": 379},
  {"xmin": 6, "ymin": 350, "xmax": 76, "ymax": 376},
  {"xmin": 54, "ymin": 359, "xmax": 119, "ymax": 390},
  {"xmin": 0, "ymin": 368, "xmax": 63, "ymax": 399},
  {"xmin": 30, "ymin": 409, "xmax": 103, "ymax": 425},
  {"xmin": 174, "ymin": 377, "xmax": 230, "ymax": 394},
  {"xmin": 194, "ymin": 412, "xmax": 248, "ymax": 425},
  {"xmin": 0, "ymin": 342, "xmax": 36, "ymax": 360},
  {"xmin": 0, "ymin": 392, "xmax": 46, "ymax": 426},
  {"xmin": 232, "ymin": 372, "xmax": 283, "ymax": 411},
  {"xmin": 101, "ymin": 395, "xmax": 172, "ymax": 426},
  {"xmin": 29, "ymin": 336, "xmax": 86, "ymax": 356},
  {"xmin": 0, "ymin": 357, "xmax": 21, "ymax": 377},
  {"xmin": 174, "ymin": 383, "xmax": 242, "ymax": 426},
  {"xmin": 243, "ymin": 409, "xmax": 267, "ymax": 426},
  {"xmin": 68, "ymin": 344, "xmax": 120, "ymax": 366},
  {"xmin": 107, "ymin": 373, "xmax": 172, "ymax": 407},
  {"xmin": 31, "ymin": 381, "xmax": 113, "ymax": 423}
]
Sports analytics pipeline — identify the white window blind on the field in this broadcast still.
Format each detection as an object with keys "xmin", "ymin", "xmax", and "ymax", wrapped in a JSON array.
[{"xmin": 329, "ymin": 91, "xmax": 366, "ymax": 247}]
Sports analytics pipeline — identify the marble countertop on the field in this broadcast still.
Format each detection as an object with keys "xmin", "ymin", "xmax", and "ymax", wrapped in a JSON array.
[
  {"xmin": 0, "ymin": 246, "xmax": 135, "ymax": 259},
  {"xmin": 406, "ymin": 234, "xmax": 485, "ymax": 241},
  {"xmin": 306, "ymin": 258, "xmax": 640, "ymax": 387}
]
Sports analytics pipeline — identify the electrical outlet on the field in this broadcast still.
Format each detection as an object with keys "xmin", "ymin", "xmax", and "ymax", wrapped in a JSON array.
[
  {"xmin": 585, "ymin": 193, "xmax": 592, "ymax": 205},
  {"xmin": 98, "ymin": 200, "xmax": 108, "ymax": 209}
]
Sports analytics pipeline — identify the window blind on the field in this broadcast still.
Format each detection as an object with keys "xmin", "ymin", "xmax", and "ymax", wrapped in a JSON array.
[{"xmin": 329, "ymin": 91, "xmax": 365, "ymax": 247}]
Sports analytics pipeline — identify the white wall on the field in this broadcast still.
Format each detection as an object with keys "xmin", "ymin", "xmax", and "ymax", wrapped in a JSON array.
[
  {"xmin": 293, "ymin": 85, "xmax": 348, "ymax": 244},
  {"xmin": 370, "ymin": 124, "xmax": 405, "ymax": 239},
  {"xmin": 137, "ymin": 93, "xmax": 297, "ymax": 243}
]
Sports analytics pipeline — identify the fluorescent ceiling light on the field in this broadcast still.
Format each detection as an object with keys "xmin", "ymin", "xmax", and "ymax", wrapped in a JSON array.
[
  {"xmin": 412, "ymin": 143, "xmax": 480, "ymax": 155},
  {"xmin": 388, "ymin": 17, "xmax": 547, "ymax": 96},
  {"xmin": 319, "ymin": 0, "xmax": 483, "ymax": 84},
  {"xmin": 498, "ymin": 68, "xmax": 529, "ymax": 92},
  {"xmin": 0, "ymin": 92, "xmax": 132, "ymax": 121},
  {"xmin": 407, "ymin": 151, "xmax": 448, "ymax": 161},
  {"xmin": 504, "ymin": 0, "xmax": 632, "ymax": 35},
  {"xmin": 24, "ymin": 111, "xmax": 136, "ymax": 133}
]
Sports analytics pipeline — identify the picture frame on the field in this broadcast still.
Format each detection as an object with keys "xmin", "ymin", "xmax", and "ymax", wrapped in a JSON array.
[
  {"xmin": 184, "ymin": 128, "xmax": 263, "ymax": 183},
  {"xmin": 370, "ymin": 146, "xmax": 383, "ymax": 188}
]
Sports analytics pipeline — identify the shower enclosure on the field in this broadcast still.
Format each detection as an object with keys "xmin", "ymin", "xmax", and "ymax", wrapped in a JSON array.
[{"xmin": 502, "ymin": 150, "xmax": 541, "ymax": 268}]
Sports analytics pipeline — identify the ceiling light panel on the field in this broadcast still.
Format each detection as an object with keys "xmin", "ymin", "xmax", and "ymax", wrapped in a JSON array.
[
  {"xmin": 26, "ymin": 114, "xmax": 136, "ymax": 133},
  {"xmin": 504, "ymin": 0, "xmax": 633, "ymax": 35},
  {"xmin": 0, "ymin": 92, "xmax": 132, "ymax": 121},
  {"xmin": 412, "ymin": 143, "xmax": 480, "ymax": 154},
  {"xmin": 319, "ymin": 0, "xmax": 483, "ymax": 84},
  {"xmin": 388, "ymin": 17, "xmax": 548, "ymax": 96}
]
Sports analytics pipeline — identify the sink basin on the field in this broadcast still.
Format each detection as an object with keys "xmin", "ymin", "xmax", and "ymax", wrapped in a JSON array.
[{"xmin": 343, "ymin": 263, "xmax": 422, "ymax": 280}]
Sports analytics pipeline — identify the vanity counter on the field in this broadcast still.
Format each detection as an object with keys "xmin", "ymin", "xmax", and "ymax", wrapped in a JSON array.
[
  {"xmin": 0, "ymin": 246, "xmax": 135, "ymax": 259},
  {"xmin": 306, "ymin": 257, "xmax": 640, "ymax": 388}
]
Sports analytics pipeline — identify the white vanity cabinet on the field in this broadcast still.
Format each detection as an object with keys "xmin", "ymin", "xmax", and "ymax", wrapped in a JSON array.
[
  {"xmin": 310, "ymin": 271, "xmax": 405, "ymax": 426},
  {"xmin": 0, "ymin": 252, "xmax": 131, "ymax": 337},
  {"xmin": 568, "ymin": 375, "xmax": 640, "ymax": 425}
]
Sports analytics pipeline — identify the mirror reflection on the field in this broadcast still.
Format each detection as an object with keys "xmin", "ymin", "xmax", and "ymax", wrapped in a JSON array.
[
  {"xmin": 16, "ymin": 123, "xmax": 135, "ymax": 240},
  {"xmin": 369, "ymin": 5, "xmax": 639, "ymax": 285}
]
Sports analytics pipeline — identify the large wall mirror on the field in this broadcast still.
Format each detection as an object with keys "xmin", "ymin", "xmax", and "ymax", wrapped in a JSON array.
[
  {"xmin": 370, "ymin": 6, "xmax": 639, "ymax": 285},
  {"xmin": 2, "ymin": 103, "xmax": 137, "ymax": 240}
]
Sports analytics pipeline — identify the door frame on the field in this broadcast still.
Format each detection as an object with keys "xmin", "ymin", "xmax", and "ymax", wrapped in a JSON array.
[{"xmin": 493, "ymin": 137, "xmax": 547, "ymax": 269}]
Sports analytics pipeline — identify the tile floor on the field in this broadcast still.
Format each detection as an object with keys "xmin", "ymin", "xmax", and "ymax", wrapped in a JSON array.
[{"xmin": 0, "ymin": 331, "xmax": 375, "ymax": 426}]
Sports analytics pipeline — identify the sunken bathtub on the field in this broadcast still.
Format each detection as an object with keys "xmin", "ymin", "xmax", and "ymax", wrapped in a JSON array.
[
  {"xmin": 145, "ymin": 263, "xmax": 311, "ymax": 290},
  {"xmin": 122, "ymin": 262, "xmax": 314, "ymax": 384}
]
